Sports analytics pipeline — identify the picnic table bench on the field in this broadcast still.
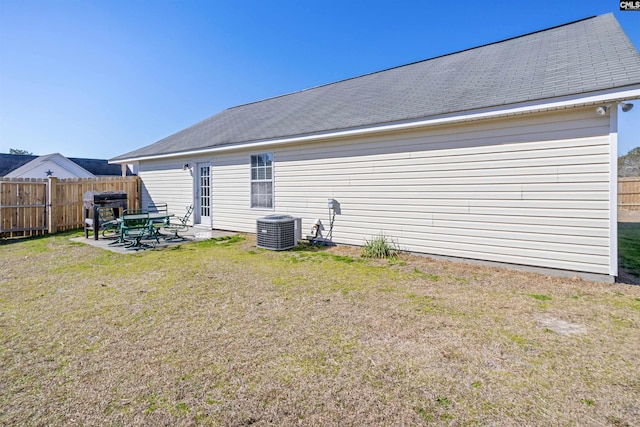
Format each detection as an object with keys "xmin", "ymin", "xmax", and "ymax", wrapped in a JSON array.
[
  {"xmin": 111, "ymin": 210, "xmax": 174, "ymax": 250},
  {"xmin": 104, "ymin": 205, "xmax": 192, "ymax": 250}
]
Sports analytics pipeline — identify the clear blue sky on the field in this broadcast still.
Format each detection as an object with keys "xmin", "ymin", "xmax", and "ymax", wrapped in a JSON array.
[{"xmin": 1, "ymin": 0, "xmax": 639, "ymax": 159}]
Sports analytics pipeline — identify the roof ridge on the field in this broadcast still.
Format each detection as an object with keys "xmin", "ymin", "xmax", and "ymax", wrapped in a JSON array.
[
  {"xmin": 69, "ymin": 156, "xmax": 108, "ymax": 161},
  {"xmin": 112, "ymin": 12, "xmax": 640, "ymax": 162},
  {"xmin": 226, "ymin": 14, "xmax": 600, "ymax": 111}
]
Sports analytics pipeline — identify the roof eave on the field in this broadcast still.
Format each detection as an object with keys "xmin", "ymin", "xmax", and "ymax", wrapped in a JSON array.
[{"xmin": 110, "ymin": 84, "xmax": 640, "ymax": 164}]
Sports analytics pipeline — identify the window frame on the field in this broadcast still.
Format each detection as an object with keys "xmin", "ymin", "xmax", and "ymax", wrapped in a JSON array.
[{"xmin": 250, "ymin": 152, "xmax": 274, "ymax": 210}]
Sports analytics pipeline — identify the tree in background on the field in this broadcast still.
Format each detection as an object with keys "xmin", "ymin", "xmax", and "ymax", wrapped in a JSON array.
[
  {"xmin": 9, "ymin": 148, "xmax": 33, "ymax": 155},
  {"xmin": 619, "ymin": 147, "xmax": 640, "ymax": 177}
]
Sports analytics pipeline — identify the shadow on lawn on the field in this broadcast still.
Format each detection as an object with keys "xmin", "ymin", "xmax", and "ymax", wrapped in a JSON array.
[
  {"xmin": 0, "ymin": 229, "xmax": 82, "ymax": 246},
  {"xmin": 289, "ymin": 241, "xmax": 334, "ymax": 253},
  {"xmin": 618, "ymin": 222, "xmax": 640, "ymax": 285}
]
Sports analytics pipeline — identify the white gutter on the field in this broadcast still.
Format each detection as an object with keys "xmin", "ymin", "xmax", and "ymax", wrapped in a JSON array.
[{"xmin": 111, "ymin": 85, "xmax": 640, "ymax": 164}]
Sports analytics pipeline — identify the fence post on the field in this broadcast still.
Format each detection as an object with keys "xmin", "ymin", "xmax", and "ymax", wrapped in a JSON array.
[
  {"xmin": 48, "ymin": 177, "xmax": 58, "ymax": 234},
  {"xmin": 135, "ymin": 176, "xmax": 142, "ymax": 209}
]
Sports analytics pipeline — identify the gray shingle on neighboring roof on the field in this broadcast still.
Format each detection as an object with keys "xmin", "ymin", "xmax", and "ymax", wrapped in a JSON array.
[
  {"xmin": 112, "ymin": 13, "xmax": 640, "ymax": 161},
  {"xmin": 0, "ymin": 154, "xmax": 36, "ymax": 176},
  {"xmin": 68, "ymin": 157, "xmax": 133, "ymax": 176}
]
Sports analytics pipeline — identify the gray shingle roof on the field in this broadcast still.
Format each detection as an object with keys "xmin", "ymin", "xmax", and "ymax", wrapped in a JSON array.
[
  {"xmin": 0, "ymin": 154, "xmax": 36, "ymax": 176},
  {"xmin": 68, "ymin": 157, "xmax": 134, "ymax": 176},
  {"xmin": 112, "ymin": 13, "xmax": 640, "ymax": 161}
]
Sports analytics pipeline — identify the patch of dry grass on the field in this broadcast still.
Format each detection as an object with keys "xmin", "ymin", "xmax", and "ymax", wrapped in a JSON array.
[{"xmin": 1, "ymin": 232, "xmax": 639, "ymax": 426}]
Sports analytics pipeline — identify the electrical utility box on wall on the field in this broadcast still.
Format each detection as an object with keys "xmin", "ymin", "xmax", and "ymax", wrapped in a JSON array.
[{"xmin": 256, "ymin": 215, "xmax": 301, "ymax": 250}]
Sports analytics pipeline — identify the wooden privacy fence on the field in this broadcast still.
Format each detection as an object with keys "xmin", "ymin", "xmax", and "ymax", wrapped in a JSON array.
[
  {"xmin": 619, "ymin": 177, "xmax": 640, "ymax": 211},
  {"xmin": 0, "ymin": 176, "xmax": 141, "ymax": 238}
]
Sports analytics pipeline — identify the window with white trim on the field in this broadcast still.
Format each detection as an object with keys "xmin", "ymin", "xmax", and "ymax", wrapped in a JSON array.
[{"xmin": 250, "ymin": 153, "xmax": 273, "ymax": 208}]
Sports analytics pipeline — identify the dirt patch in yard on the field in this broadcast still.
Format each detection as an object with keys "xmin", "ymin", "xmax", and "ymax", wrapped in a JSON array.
[
  {"xmin": 1, "ymin": 232, "xmax": 640, "ymax": 426},
  {"xmin": 535, "ymin": 316, "xmax": 587, "ymax": 336}
]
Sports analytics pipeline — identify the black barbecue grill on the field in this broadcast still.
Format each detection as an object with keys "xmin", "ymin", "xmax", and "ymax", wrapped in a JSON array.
[{"xmin": 83, "ymin": 191, "xmax": 128, "ymax": 240}]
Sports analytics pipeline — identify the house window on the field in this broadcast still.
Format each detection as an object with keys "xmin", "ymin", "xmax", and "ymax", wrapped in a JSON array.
[{"xmin": 251, "ymin": 153, "xmax": 273, "ymax": 209}]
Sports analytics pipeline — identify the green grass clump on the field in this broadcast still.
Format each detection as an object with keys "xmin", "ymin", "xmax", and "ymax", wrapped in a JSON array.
[
  {"xmin": 414, "ymin": 406, "xmax": 434, "ymax": 422},
  {"xmin": 361, "ymin": 233, "xmax": 399, "ymax": 259},
  {"xmin": 436, "ymin": 396, "xmax": 451, "ymax": 408},
  {"xmin": 529, "ymin": 294, "xmax": 552, "ymax": 301},
  {"xmin": 195, "ymin": 234, "xmax": 245, "ymax": 248},
  {"xmin": 412, "ymin": 268, "xmax": 441, "ymax": 281}
]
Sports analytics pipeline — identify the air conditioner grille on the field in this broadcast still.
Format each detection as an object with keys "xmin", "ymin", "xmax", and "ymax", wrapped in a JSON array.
[{"xmin": 256, "ymin": 215, "xmax": 299, "ymax": 250}]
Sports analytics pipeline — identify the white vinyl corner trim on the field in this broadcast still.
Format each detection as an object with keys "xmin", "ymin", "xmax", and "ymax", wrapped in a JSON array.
[{"xmin": 609, "ymin": 106, "xmax": 619, "ymax": 277}]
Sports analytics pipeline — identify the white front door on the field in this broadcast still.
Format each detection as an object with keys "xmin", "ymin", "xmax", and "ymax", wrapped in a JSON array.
[{"xmin": 196, "ymin": 163, "xmax": 211, "ymax": 226}]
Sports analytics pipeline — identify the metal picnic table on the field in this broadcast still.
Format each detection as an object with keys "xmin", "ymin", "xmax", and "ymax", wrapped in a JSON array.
[{"xmin": 111, "ymin": 211, "xmax": 175, "ymax": 250}]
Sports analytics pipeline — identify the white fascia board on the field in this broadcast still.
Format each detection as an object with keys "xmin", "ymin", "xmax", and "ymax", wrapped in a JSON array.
[
  {"xmin": 7, "ymin": 154, "xmax": 54, "ymax": 177},
  {"xmin": 50, "ymin": 154, "xmax": 95, "ymax": 178},
  {"xmin": 110, "ymin": 85, "xmax": 640, "ymax": 164},
  {"xmin": 10, "ymin": 153, "xmax": 92, "ymax": 178}
]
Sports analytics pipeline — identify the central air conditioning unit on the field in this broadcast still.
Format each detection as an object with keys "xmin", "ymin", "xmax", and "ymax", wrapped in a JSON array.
[{"xmin": 256, "ymin": 215, "xmax": 301, "ymax": 250}]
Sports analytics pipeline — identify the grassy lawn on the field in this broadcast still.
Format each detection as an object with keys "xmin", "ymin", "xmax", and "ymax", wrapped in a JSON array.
[
  {"xmin": 619, "ymin": 222, "xmax": 640, "ymax": 277},
  {"xmin": 1, "ymin": 232, "xmax": 639, "ymax": 426}
]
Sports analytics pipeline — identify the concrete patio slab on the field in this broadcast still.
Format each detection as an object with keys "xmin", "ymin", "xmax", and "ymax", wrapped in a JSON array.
[{"xmin": 71, "ymin": 227, "xmax": 236, "ymax": 254}]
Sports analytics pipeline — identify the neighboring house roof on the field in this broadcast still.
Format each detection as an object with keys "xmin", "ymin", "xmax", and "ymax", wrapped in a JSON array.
[
  {"xmin": 112, "ymin": 13, "xmax": 640, "ymax": 162},
  {"xmin": 6, "ymin": 153, "xmax": 95, "ymax": 178},
  {"xmin": 68, "ymin": 157, "xmax": 133, "ymax": 176},
  {"xmin": 1, "ymin": 153, "xmax": 133, "ymax": 177},
  {"xmin": 0, "ymin": 154, "xmax": 36, "ymax": 176}
]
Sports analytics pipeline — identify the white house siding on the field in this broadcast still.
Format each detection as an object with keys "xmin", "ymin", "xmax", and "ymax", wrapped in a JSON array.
[
  {"xmin": 138, "ymin": 159, "xmax": 196, "ymax": 222},
  {"xmin": 208, "ymin": 107, "xmax": 613, "ymax": 276}
]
